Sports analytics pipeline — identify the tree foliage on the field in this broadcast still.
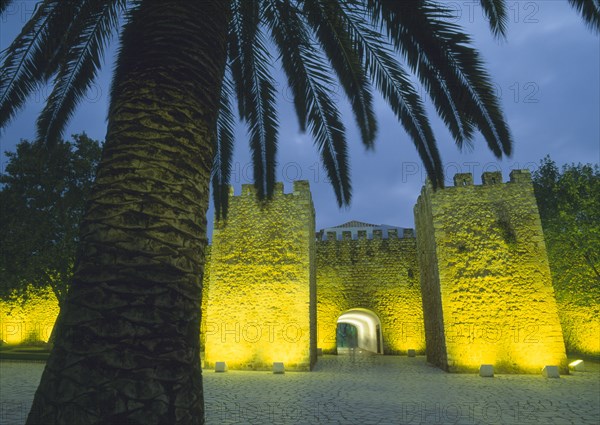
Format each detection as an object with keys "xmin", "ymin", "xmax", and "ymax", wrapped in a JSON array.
[
  {"xmin": 533, "ymin": 156, "xmax": 600, "ymax": 305},
  {"xmin": 0, "ymin": 133, "xmax": 101, "ymax": 303}
]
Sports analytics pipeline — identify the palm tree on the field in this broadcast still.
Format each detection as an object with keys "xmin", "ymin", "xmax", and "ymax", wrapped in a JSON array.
[{"xmin": 1, "ymin": 0, "xmax": 597, "ymax": 423}]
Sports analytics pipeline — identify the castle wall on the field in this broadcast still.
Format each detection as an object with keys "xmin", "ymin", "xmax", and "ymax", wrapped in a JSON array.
[
  {"xmin": 557, "ymin": 302, "xmax": 600, "ymax": 356},
  {"xmin": 316, "ymin": 231, "xmax": 425, "ymax": 355},
  {"xmin": 204, "ymin": 181, "xmax": 316, "ymax": 371},
  {"xmin": 414, "ymin": 170, "xmax": 568, "ymax": 373},
  {"xmin": 0, "ymin": 285, "xmax": 59, "ymax": 344}
]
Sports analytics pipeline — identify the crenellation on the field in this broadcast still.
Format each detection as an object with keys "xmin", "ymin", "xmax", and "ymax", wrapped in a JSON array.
[
  {"xmin": 241, "ymin": 183, "xmax": 256, "ymax": 196},
  {"xmin": 453, "ymin": 173, "xmax": 473, "ymax": 187},
  {"xmin": 509, "ymin": 169, "xmax": 532, "ymax": 183},
  {"xmin": 482, "ymin": 171, "xmax": 502, "ymax": 185},
  {"xmin": 273, "ymin": 181, "xmax": 284, "ymax": 194},
  {"xmin": 293, "ymin": 180, "xmax": 311, "ymax": 197},
  {"xmin": 230, "ymin": 180, "xmax": 313, "ymax": 199}
]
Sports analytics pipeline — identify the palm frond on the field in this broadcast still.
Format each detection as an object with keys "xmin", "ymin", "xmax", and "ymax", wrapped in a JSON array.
[
  {"xmin": 37, "ymin": 1, "xmax": 124, "ymax": 143},
  {"xmin": 0, "ymin": 0, "xmax": 63, "ymax": 129},
  {"xmin": 568, "ymin": 0, "xmax": 600, "ymax": 33},
  {"xmin": 263, "ymin": 0, "xmax": 309, "ymax": 132},
  {"xmin": 229, "ymin": 0, "xmax": 278, "ymax": 200},
  {"xmin": 265, "ymin": 0, "xmax": 351, "ymax": 206},
  {"xmin": 365, "ymin": 0, "xmax": 475, "ymax": 148},
  {"xmin": 335, "ymin": 1, "xmax": 443, "ymax": 187},
  {"xmin": 212, "ymin": 68, "xmax": 236, "ymax": 220},
  {"xmin": 368, "ymin": 0, "xmax": 512, "ymax": 157},
  {"xmin": 479, "ymin": 0, "xmax": 508, "ymax": 38},
  {"xmin": 301, "ymin": 0, "xmax": 377, "ymax": 148}
]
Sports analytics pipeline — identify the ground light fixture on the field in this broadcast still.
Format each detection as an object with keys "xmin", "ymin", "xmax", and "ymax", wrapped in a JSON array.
[
  {"xmin": 542, "ymin": 365, "xmax": 560, "ymax": 378},
  {"xmin": 568, "ymin": 359, "xmax": 585, "ymax": 372},
  {"xmin": 479, "ymin": 365, "xmax": 494, "ymax": 377}
]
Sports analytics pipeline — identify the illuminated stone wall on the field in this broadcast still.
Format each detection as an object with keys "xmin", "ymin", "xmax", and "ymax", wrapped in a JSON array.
[
  {"xmin": 204, "ymin": 181, "xmax": 316, "ymax": 371},
  {"xmin": 415, "ymin": 170, "xmax": 568, "ymax": 373},
  {"xmin": 557, "ymin": 302, "xmax": 600, "ymax": 356},
  {"xmin": 316, "ymin": 232, "xmax": 424, "ymax": 355},
  {"xmin": 0, "ymin": 285, "xmax": 59, "ymax": 344},
  {"xmin": 4, "ymin": 177, "xmax": 596, "ymax": 368}
]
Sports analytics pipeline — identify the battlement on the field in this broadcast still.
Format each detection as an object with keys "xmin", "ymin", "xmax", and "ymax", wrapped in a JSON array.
[
  {"xmin": 317, "ymin": 229, "xmax": 415, "ymax": 242},
  {"xmin": 319, "ymin": 227, "xmax": 415, "ymax": 241},
  {"xmin": 451, "ymin": 170, "xmax": 532, "ymax": 187},
  {"xmin": 231, "ymin": 181, "xmax": 311, "ymax": 198}
]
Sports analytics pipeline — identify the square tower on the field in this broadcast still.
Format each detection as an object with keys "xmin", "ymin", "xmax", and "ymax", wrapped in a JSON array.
[
  {"xmin": 414, "ymin": 170, "xmax": 567, "ymax": 373},
  {"xmin": 204, "ymin": 181, "xmax": 316, "ymax": 370}
]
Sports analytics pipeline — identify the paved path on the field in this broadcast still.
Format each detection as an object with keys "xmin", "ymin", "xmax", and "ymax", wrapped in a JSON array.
[{"xmin": 1, "ymin": 355, "xmax": 599, "ymax": 424}]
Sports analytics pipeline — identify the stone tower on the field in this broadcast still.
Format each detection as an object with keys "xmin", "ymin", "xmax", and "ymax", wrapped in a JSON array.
[
  {"xmin": 414, "ymin": 170, "xmax": 567, "ymax": 373},
  {"xmin": 204, "ymin": 181, "xmax": 316, "ymax": 371}
]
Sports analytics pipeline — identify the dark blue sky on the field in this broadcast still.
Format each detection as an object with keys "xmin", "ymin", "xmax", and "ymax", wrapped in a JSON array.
[{"xmin": 1, "ymin": 1, "xmax": 598, "ymax": 237}]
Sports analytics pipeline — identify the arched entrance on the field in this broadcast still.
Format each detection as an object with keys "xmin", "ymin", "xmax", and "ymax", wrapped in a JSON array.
[{"xmin": 336, "ymin": 308, "xmax": 383, "ymax": 354}]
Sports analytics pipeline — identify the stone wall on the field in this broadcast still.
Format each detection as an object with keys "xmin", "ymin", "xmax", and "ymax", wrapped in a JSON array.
[
  {"xmin": 316, "ymin": 231, "xmax": 424, "ymax": 355},
  {"xmin": 415, "ymin": 170, "xmax": 568, "ymax": 373},
  {"xmin": 557, "ymin": 302, "xmax": 600, "ymax": 356},
  {"xmin": 203, "ymin": 181, "xmax": 316, "ymax": 371},
  {"xmin": 0, "ymin": 285, "xmax": 59, "ymax": 344}
]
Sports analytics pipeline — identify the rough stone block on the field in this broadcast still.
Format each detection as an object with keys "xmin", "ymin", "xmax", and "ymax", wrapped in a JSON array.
[
  {"xmin": 215, "ymin": 362, "xmax": 228, "ymax": 373},
  {"xmin": 542, "ymin": 365, "xmax": 560, "ymax": 378},
  {"xmin": 479, "ymin": 364, "xmax": 494, "ymax": 377},
  {"xmin": 453, "ymin": 173, "xmax": 473, "ymax": 186},
  {"xmin": 509, "ymin": 169, "xmax": 532, "ymax": 183},
  {"xmin": 482, "ymin": 171, "xmax": 502, "ymax": 185}
]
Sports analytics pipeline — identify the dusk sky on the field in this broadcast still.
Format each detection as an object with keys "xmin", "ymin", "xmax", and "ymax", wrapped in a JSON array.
[{"xmin": 1, "ymin": 1, "xmax": 598, "ymax": 238}]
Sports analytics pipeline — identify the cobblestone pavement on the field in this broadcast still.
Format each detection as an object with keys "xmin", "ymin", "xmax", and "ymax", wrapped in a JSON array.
[{"xmin": 1, "ymin": 355, "xmax": 599, "ymax": 424}]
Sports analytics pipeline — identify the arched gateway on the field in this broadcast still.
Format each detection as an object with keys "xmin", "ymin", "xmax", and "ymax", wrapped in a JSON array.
[{"xmin": 337, "ymin": 309, "xmax": 383, "ymax": 354}]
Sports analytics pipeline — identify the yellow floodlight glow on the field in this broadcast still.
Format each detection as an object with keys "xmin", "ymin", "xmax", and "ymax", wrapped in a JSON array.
[{"xmin": 568, "ymin": 359, "xmax": 585, "ymax": 372}]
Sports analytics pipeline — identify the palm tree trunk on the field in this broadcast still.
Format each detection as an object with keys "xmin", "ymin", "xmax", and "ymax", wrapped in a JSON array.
[{"xmin": 26, "ymin": 2, "xmax": 230, "ymax": 424}]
